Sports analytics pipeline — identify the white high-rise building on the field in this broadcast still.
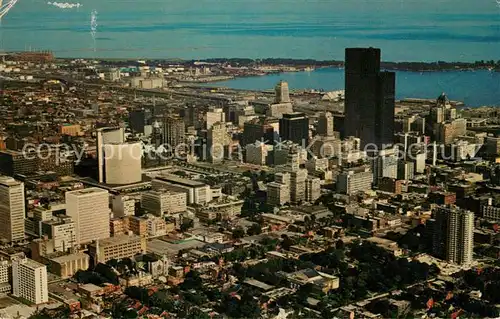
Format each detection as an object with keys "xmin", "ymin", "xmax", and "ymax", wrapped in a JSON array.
[
  {"xmin": 207, "ymin": 122, "xmax": 230, "ymax": 163},
  {"xmin": 447, "ymin": 208, "xmax": 474, "ymax": 265},
  {"xmin": 371, "ymin": 147, "xmax": 398, "ymax": 185},
  {"xmin": 289, "ymin": 169, "xmax": 308, "ymax": 204},
  {"xmin": 206, "ymin": 107, "xmax": 225, "ymax": 130},
  {"xmin": 12, "ymin": 258, "xmax": 48, "ymax": 305},
  {"xmin": 103, "ymin": 142, "xmax": 142, "ymax": 185},
  {"xmin": 432, "ymin": 205, "xmax": 474, "ymax": 265},
  {"xmin": 0, "ymin": 176, "xmax": 25, "ymax": 243},
  {"xmin": 275, "ymin": 80, "xmax": 291, "ymax": 104},
  {"xmin": 267, "ymin": 182, "xmax": 290, "ymax": 206},
  {"xmin": 65, "ymin": 188, "xmax": 111, "ymax": 245},
  {"xmin": 317, "ymin": 112, "xmax": 334, "ymax": 137},
  {"xmin": 96, "ymin": 127, "xmax": 125, "ymax": 183}
]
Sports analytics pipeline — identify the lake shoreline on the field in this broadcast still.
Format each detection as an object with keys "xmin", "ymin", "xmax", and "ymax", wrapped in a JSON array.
[{"xmin": 49, "ymin": 55, "xmax": 500, "ymax": 73}]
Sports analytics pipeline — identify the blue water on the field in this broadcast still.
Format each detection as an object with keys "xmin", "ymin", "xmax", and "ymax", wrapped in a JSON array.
[
  {"xmin": 214, "ymin": 68, "xmax": 500, "ymax": 107},
  {"xmin": 1, "ymin": 0, "xmax": 499, "ymax": 106},
  {"xmin": 1, "ymin": 0, "xmax": 499, "ymax": 62}
]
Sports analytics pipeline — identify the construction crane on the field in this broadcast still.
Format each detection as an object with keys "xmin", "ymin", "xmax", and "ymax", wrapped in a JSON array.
[{"xmin": 0, "ymin": 0, "xmax": 18, "ymax": 20}]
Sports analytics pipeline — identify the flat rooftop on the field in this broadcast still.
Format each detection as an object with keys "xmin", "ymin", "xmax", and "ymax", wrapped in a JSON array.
[
  {"xmin": 155, "ymin": 173, "xmax": 206, "ymax": 188},
  {"xmin": 50, "ymin": 252, "xmax": 88, "ymax": 264},
  {"xmin": 90, "ymin": 234, "xmax": 142, "ymax": 247},
  {"xmin": 66, "ymin": 187, "xmax": 108, "ymax": 196},
  {"xmin": 18, "ymin": 258, "xmax": 46, "ymax": 270},
  {"xmin": 147, "ymin": 238, "xmax": 205, "ymax": 256},
  {"xmin": 0, "ymin": 176, "xmax": 22, "ymax": 186}
]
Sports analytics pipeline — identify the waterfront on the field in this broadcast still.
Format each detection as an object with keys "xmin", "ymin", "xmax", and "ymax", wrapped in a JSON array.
[{"xmin": 209, "ymin": 67, "xmax": 500, "ymax": 107}]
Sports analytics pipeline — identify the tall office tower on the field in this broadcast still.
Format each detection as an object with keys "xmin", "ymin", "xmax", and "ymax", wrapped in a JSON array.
[
  {"xmin": 103, "ymin": 142, "xmax": 142, "ymax": 185},
  {"xmin": 344, "ymin": 48, "xmax": 395, "ymax": 148},
  {"xmin": 242, "ymin": 118, "xmax": 275, "ymax": 146},
  {"xmin": 267, "ymin": 182, "xmax": 290, "ymax": 206},
  {"xmin": 279, "ymin": 112, "xmax": 309, "ymax": 144},
  {"xmin": 317, "ymin": 112, "xmax": 335, "ymax": 137},
  {"xmin": 275, "ymin": 172, "xmax": 291, "ymax": 185},
  {"xmin": 289, "ymin": 168, "xmax": 308, "ymax": 204},
  {"xmin": 397, "ymin": 160, "xmax": 415, "ymax": 181},
  {"xmin": 275, "ymin": 80, "xmax": 291, "ymax": 103},
  {"xmin": 206, "ymin": 107, "xmax": 225, "ymax": 130},
  {"xmin": 96, "ymin": 127, "xmax": 125, "ymax": 183},
  {"xmin": 207, "ymin": 122, "xmax": 230, "ymax": 163},
  {"xmin": 0, "ymin": 176, "xmax": 25, "ymax": 243},
  {"xmin": 305, "ymin": 177, "xmax": 321, "ymax": 202},
  {"xmin": 245, "ymin": 142, "xmax": 270, "ymax": 166},
  {"xmin": 430, "ymin": 106, "xmax": 445, "ymax": 125},
  {"xmin": 371, "ymin": 146, "xmax": 398, "ymax": 185},
  {"xmin": 163, "ymin": 115, "xmax": 186, "ymax": 150},
  {"xmin": 12, "ymin": 258, "xmax": 48, "ymax": 305},
  {"xmin": 129, "ymin": 108, "xmax": 152, "ymax": 134},
  {"xmin": 65, "ymin": 188, "xmax": 111, "ymax": 245},
  {"xmin": 432, "ymin": 206, "xmax": 474, "ymax": 265}
]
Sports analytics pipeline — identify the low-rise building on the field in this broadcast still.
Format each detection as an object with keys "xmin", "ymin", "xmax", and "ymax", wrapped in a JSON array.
[
  {"xmin": 111, "ymin": 195, "xmax": 136, "ymax": 218},
  {"xmin": 337, "ymin": 167, "xmax": 373, "ymax": 195},
  {"xmin": 280, "ymin": 268, "xmax": 339, "ymax": 294},
  {"xmin": 141, "ymin": 189, "xmax": 187, "ymax": 216},
  {"xmin": 146, "ymin": 216, "xmax": 170, "ymax": 237},
  {"xmin": 88, "ymin": 234, "xmax": 146, "ymax": 265},
  {"xmin": 128, "ymin": 217, "xmax": 148, "ymax": 237},
  {"xmin": 48, "ymin": 252, "xmax": 90, "ymax": 279}
]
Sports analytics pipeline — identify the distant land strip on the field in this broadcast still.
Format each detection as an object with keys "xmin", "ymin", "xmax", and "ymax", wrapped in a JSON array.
[{"xmin": 79, "ymin": 57, "xmax": 500, "ymax": 72}]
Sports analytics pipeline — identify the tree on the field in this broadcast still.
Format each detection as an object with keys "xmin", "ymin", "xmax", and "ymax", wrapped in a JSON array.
[
  {"xmin": 94, "ymin": 263, "xmax": 119, "ymax": 285},
  {"xmin": 281, "ymin": 235, "xmax": 295, "ymax": 251},
  {"xmin": 181, "ymin": 219, "xmax": 194, "ymax": 232},
  {"xmin": 184, "ymin": 290, "xmax": 208, "ymax": 306},
  {"xmin": 232, "ymin": 227, "xmax": 245, "ymax": 240},
  {"xmin": 187, "ymin": 308, "xmax": 210, "ymax": 319},
  {"xmin": 180, "ymin": 270, "xmax": 203, "ymax": 291},
  {"xmin": 335, "ymin": 239, "xmax": 345, "ymax": 250},
  {"xmin": 246, "ymin": 223, "xmax": 262, "ymax": 236},
  {"xmin": 106, "ymin": 259, "xmax": 119, "ymax": 269}
]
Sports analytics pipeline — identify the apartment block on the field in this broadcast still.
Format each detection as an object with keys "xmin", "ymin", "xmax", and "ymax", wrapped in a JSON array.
[{"xmin": 12, "ymin": 258, "xmax": 48, "ymax": 305}]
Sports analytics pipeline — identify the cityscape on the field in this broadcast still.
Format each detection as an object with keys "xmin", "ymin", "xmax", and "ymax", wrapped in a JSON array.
[{"xmin": 0, "ymin": 1, "xmax": 499, "ymax": 319}]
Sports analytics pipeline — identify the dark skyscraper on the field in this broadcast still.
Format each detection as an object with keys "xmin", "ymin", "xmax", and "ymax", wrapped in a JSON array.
[
  {"xmin": 344, "ymin": 48, "xmax": 395, "ymax": 149},
  {"xmin": 129, "ymin": 108, "xmax": 152, "ymax": 134},
  {"xmin": 279, "ymin": 112, "xmax": 309, "ymax": 144},
  {"xmin": 242, "ymin": 117, "xmax": 275, "ymax": 146}
]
